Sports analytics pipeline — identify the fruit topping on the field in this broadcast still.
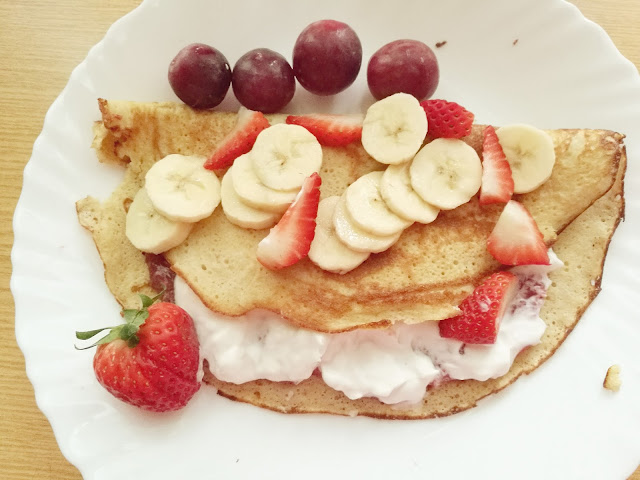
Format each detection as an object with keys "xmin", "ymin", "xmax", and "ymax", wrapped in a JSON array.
[
  {"xmin": 232, "ymin": 48, "xmax": 296, "ymax": 113},
  {"xmin": 332, "ymin": 194, "xmax": 401, "ymax": 253},
  {"xmin": 420, "ymin": 99, "xmax": 474, "ymax": 139},
  {"xmin": 439, "ymin": 271, "xmax": 519, "ymax": 344},
  {"xmin": 293, "ymin": 20, "xmax": 362, "ymax": 96},
  {"xmin": 125, "ymin": 189, "xmax": 193, "ymax": 254},
  {"xmin": 76, "ymin": 294, "xmax": 201, "ymax": 412},
  {"xmin": 250, "ymin": 124, "xmax": 323, "ymax": 191},
  {"xmin": 144, "ymin": 254, "xmax": 176, "ymax": 304},
  {"xmin": 285, "ymin": 114, "xmax": 364, "ymax": 147},
  {"xmin": 409, "ymin": 138, "xmax": 482, "ymax": 210},
  {"xmin": 487, "ymin": 200, "xmax": 550, "ymax": 266},
  {"xmin": 361, "ymin": 93, "xmax": 428, "ymax": 165},
  {"xmin": 145, "ymin": 154, "xmax": 221, "ymax": 222},
  {"xmin": 257, "ymin": 172, "xmax": 322, "ymax": 270},
  {"xmin": 308, "ymin": 196, "xmax": 370, "ymax": 274},
  {"xmin": 220, "ymin": 168, "xmax": 280, "ymax": 230},
  {"xmin": 367, "ymin": 39, "xmax": 439, "ymax": 101},
  {"xmin": 345, "ymin": 171, "xmax": 412, "ymax": 236},
  {"xmin": 479, "ymin": 126, "xmax": 514, "ymax": 205},
  {"xmin": 168, "ymin": 43, "xmax": 231, "ymax": 109},
  {"xmin": 495, "ymin": 124, "xmax": 556, "ymax": 194},
  {"xmin": 231, "ymin": 153, "xmax": 298, "ymax": 213},
  {"xmin": 380, "ymin": 161, "xmax": 440, "ymax": 224},
  {"xmin": 204, "ymin": 107, "xmax": 270, "ymax": 170}
]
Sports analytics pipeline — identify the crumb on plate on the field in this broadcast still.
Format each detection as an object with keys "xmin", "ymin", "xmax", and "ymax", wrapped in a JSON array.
[{"xmin": 603, "ymin": 364, "xmax": 621, "ymax": 392}]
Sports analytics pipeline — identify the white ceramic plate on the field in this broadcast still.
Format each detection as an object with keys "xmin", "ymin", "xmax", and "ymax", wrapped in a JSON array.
[{"xmin": 12, "ymin": 0, "xmax": 640, "ymax": 478}]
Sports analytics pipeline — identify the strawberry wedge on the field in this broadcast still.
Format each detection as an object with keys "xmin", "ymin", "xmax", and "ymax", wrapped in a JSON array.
[
  {"xmin": 256, "ymin": 172, "xmax": 322, "ymax": 270},
  {"xmin": 420, "ymin": 99, "xmax": 474, "ymax": 139},
  {"xmin": 487, "ymin": 200, "xmax": 550, "ymax": 265},
  {"xmin": 204, "ymin": 107, "xmax": 270, "ymax": 170},
  {"xmin": 286, "ymin": 114, "xmax": 363, "ymax": 147},
  {"xmin": 439, "ymin": 271, "xmax": 519, "ymax": 344},
  {"xmin": 479, "ymin": 125, "xmax": 514, "ymax": 205}
]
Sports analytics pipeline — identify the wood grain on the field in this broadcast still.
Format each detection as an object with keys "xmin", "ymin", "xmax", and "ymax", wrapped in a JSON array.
[{"xmin": 0, "ymin": 1, "xmax": 637, "ymax": 478}]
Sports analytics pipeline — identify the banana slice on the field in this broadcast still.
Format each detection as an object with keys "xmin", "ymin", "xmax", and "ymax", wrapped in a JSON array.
[
  {"xmin": 333, "ymin": 195, "xmax": 401, "ymax": 253},
  {"xmin": 309, "ymin": 196, "xmax": 370, "ymax": 274},
  {"xmin": 410, "ymin": 138, "xmax": 482, "ymax": 210},
  {"xmin": 361, "ymin": 93, "xmax": 428, "ymax": 165},
  {"xmin": 145, "ymin": 154, "xmax": 221, "ymax": 223},
  {"xmin": 220, "ymin": 168, "xmax": 280, "ymax": 230},
  {"xmin": 496, "ymin": 124, "xmax": 556, "ymax": 194},
  {"xmin": 345, "ymin": 171, "xmax": 412, "ymax": 236},
  {"xmin": 251, "ymin": 123, "xmax": 323, "ymax": 191},
  {"xmin": 380, "ymin": 162, "xmax": 440, "ymax": 224},
  {"xmin": 125, "ymin": 188, "xmax": 193, "ymax": 254},
  {"xmin": 231, "ymin": 153, "xmax": 298, "ymax": 213}
]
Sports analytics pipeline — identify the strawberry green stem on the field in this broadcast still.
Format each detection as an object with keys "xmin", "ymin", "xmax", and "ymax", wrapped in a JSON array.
[{"xmin": 75, "ymin": 291, "xmax": 164, "ymax": 350}]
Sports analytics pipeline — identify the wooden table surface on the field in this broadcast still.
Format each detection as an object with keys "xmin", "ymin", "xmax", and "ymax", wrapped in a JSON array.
[{"xmin": 1, "ymin": 1, "xmax": 639, "ymax": 478}]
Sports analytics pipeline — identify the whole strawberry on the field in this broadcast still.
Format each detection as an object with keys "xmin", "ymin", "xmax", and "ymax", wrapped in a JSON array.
[
  {"xmin": 76, "ymin": 294, "xmax": 201, "ymax": 412},
  {"xmin": 439, "ymin": 271, "xmax": 519, "ymax": 344},
  {"xmin": 421, "ymin": 99, "xmax": 474, "ymax": 139}
]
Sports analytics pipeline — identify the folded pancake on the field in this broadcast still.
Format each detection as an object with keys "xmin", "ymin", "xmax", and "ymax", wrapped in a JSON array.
[
  {"xmin": 78, "ymin": 99, "xmax": 625, "ymax": 418},
  {"xmin": 81, "ymin": 100, "xmax": 623, "ymax": 334},
  {"xmin": 207, "ymin": 145, "xmax": 626, "ymax": 418}
]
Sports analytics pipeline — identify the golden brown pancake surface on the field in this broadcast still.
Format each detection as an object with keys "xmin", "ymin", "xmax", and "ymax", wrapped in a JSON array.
[{"xmin": 84, "ymin": 99, "xmax": 622, "ymax": 333}]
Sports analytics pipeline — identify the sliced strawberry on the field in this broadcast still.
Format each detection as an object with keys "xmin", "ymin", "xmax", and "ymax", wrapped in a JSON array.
[
  {"xmin": 420, "ymin": 99, "xmax": 474, "ymax": 139},
  {"xmin": 439, "ymin": 271, "xmax": 519, "ymax": 344},
  {"xmin": 479, "ymin": 125, "xmax": 514, "ymax": 205},
  {"xmin": 487, "ymin": 200, "xmax": 550, "ymax": 265},
  {"xmin": 286, "ymin": 114, "xmax": 363, "ymax": 147},
  {"xmin": 256, "ymin": 172, "xmax": 321, "ymax": 270},
  {"xmin": 204, "ymin": 107, "xmax": 270, "ymax": 170}
]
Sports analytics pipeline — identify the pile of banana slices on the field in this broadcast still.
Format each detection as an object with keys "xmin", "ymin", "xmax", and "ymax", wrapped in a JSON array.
[
  {"xmin": 124, "ymin": 92, "xmax": 555, "ymax": 275},
  {"xmin": 125, "ymin": 154, "xmax": 221, "ymax": 254},
  {"xmin": 222, "ymin": 123, "xmax": 322, "ymax": 229}
]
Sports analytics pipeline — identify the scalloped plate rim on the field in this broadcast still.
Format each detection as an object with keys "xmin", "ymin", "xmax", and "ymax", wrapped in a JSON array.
[{"xmin": 11, "ymin": 0, "xmax": 640, "ymax": 479}]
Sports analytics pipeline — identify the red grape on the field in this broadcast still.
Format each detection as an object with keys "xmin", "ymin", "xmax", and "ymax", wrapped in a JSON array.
[
  {"xmin": 168, "ymin": 43, "xmax": 231, "ymax": 109},
  {"xmin": 293, "ymin": 19, "xmax": 362, "ymax": 96},
  {"xmin": 367, "ymin": 40, "xmax": 439, "ymax": 100},
  {"xmin": 232, "ymin": 48, "xmax": 296, "ymax": 113}
]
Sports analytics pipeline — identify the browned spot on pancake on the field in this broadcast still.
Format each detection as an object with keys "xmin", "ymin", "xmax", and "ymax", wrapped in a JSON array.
[{"xmin": 99, "ymin": 98, "xmax": 131, "ymax": 141}]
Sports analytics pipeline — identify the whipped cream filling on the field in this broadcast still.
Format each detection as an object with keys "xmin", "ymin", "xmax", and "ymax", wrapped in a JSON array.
[
  {"xmin": 176, "ymin": 283, "xmax": 328, "ymax": 384},
  {"xmin": 175, "ymin": 250, "xmax": 562, "ymax": 405},
  {"xmin": 321, "ymin": 329, "xmax": 440, "ymax": 405}
]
